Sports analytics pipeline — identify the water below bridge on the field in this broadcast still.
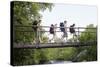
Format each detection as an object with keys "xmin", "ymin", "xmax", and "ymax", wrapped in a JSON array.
[{"xmin": 46, "ymin": 60, "xmax": 72, "ymax": 64}]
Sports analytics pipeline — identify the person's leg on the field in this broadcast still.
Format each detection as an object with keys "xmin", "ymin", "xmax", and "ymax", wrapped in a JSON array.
[
  {"xmin": 61, "ymin": 32, "xmax": 65, "ymax": 42},
  {"xmin": 52, "ymin": 32, "xmax": 56, "ymax": 42},
  {"xmin": 34, "ymin": 27, "xmax": 41, "ymax": 48},
  {"xmin": 73, "ymin": 32, "xmax": 79, "ymax": 42},
  {"xmin": 65, "ymin": 32, "xmax": 68, "ymax": 42},
  {"xmin": 38, "ymin": 29, "xmax": 42, "ymax": 43},
  {"xmin": 74, "ymin": 32, "xmax": 77, "ymax": 37},
  {"xmin": 49, "ymin": 33, "xmax": 54, "ymax": 42},
  {"xmin": 74, "ymin": 32, "xmax": 79, "ymax": 42},
  {"xmin": 61, "ymin": 28, "xmax": 66, "ymax": 41},
  {"xmin": 61, "ymin": 32, "xmax": 63, "ymax": 39},
  {"xmin": 33, "ymin": 30, "xmax": 37, "ymax": 44},
  {"xmin": 72, "ymin": 33, "xmax": 75, "ymax": 42},
  {"xmin": 52, "ymin": 34, "xmax": 55, "ymax": 42}
]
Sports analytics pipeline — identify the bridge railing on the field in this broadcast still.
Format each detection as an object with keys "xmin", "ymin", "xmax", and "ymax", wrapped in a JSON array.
[
  {"xmin": 13, "ymin": 25, "xmax": 97, "ymax": 48},
  {"xmin": 14, "ymin": 25, "xmax": 96, "ymax": 32}
]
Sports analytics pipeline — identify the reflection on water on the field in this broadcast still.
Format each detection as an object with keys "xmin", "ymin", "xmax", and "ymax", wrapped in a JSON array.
[{"xmin": 46, "ymin": 60, "xmax": 72, "ymax": 64}]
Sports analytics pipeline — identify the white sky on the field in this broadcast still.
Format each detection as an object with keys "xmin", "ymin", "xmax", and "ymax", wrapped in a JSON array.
[
  {"xmin": 40, "ymin": 3, "xmax": 97, "ymax": 40},
  {"xmin": 40, "ymin": 3, "xmax": 97, "ymax": 27}
]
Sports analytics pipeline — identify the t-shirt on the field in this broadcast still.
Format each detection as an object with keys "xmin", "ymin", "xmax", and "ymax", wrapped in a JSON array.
[{"xmin": 64, "ymin": 23, "xmax": 67, "ymax": 33}]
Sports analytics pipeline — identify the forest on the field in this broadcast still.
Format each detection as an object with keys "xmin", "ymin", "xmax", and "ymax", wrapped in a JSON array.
[{"xmin": 12, "ymin": 1, "xmax": 97, "ymax": 65}]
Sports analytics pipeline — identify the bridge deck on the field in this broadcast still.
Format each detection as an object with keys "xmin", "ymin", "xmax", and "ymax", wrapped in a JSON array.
[{"xmin": 13, "ymin": 41, "xmax": 97, "ymax": 49}]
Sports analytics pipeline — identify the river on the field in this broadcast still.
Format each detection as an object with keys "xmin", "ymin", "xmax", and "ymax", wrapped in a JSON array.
[{"xmin": 46, "ymin": 60, "xmax": 72, "ymax": 64}]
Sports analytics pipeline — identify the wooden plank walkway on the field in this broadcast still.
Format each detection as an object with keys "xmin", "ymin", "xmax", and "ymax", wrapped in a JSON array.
[{"xmin": 13, "ymin": 41, "xmax": 97, "ymax": 49}]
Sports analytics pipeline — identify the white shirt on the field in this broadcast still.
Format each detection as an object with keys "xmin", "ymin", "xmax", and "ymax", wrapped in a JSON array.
[{"xmin": 64, "ymin": 23, "xmax": 67, "ymax": 32}]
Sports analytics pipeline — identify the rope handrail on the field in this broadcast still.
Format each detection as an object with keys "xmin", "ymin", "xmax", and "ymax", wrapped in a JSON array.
[
  {"xmin": 13, "ymin": 25, "xmax": 97, "ymax": 48},
  {"xmin": 15, "ymin": 30, "xmax": 96, "ymax": 33},
  {"xmin": 14, "ymin": 25, "xmax": 97, "ymax": 29}
]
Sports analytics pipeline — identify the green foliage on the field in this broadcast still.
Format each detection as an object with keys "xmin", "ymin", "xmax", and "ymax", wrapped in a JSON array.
[
  {"xmin": 74, "ymin": 24, "xmax": 97, "ymax": 62},
  {"xmin": 13, "ymin": 1, "xmax": 54, "ymax": 65},
  {"xmin": 13, "ymin": 1, "xmax": 97, "ymax": 65},
  {"xmin": 13, "ymin": 1, "xmax": 54, "ymax": 25},
  {"xmin": 13, "ymin": 1, "xmax": 54, "ymax": 42},
  {"xmin": 79, "ymin": 24, "xmax": 97, "ymax": 42}
]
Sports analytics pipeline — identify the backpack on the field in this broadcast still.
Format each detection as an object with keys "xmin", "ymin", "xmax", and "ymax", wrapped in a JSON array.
[
  {"xmin": 49, "ymin": 26, "xmax": 54, "ymax": 34},
  {"xmin": 69, "ymin": 25, "xmax": 75, "ymax": 33},
  {"xmin": 32, "ymin": 21, "xmax": 38, "ymax": 31},
  {"xmin": 60, "ymin": 22, "xmax": 65, "ymax": 32},
  {"xmin": 60, "ymin": 23, "xmax": 64, "ymax": 27}
]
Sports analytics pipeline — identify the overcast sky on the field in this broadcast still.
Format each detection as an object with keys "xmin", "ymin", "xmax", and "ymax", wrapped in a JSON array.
[
  {"xmin": 40, "ymin": 3, "xmax": 97, "ymax": 40},
  {"xmin": 40, "ymin": 3, "xmax": 97, "ymax": 27}
]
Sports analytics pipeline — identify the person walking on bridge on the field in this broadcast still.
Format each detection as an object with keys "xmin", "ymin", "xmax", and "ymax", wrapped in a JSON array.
[
  {"xmin": 49, "ymin": 24, "xmax": 54, "ymax": 42},
  {"xmin": 60, "ymin": 20, "xmax": 68, "ymax": 42},
  {"xmin": 69, "ymin": 24, "xmax": 77, "ymax": 42},
  {"xmin": 49, "ymin": 24, "xmax": 57, "ymax": 42},
  {"xmin": 32, "ymin": 20, "xmax": 42, "ymax": 46}
]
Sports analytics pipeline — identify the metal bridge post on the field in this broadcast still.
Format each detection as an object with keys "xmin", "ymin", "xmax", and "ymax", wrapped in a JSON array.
[
  {"xmin": 36, "ymin": 25, "xmax": 40, "ymax": 48},
  {"xmin": 78, "ymin": 27, "xmax": 79, "ymax": 41}
]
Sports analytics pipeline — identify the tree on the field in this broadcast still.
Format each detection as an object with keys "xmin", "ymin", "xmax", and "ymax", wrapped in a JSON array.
[
  {"xmin": 73, "ymin": 24, "xmax": 97, "ymax": 62},
  {"xmin": 12, "ymin": 1, "xmax": 54, "ymax": 65},
  {"xmin": 13, "ymin": 1, "xmax": 54, "ymax": 43},
  {"xmin": 13, "ymin": 1, "xmax": 53, "ymax": 25}
]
